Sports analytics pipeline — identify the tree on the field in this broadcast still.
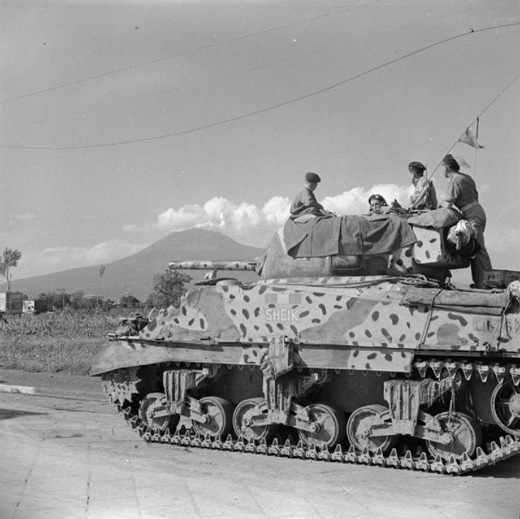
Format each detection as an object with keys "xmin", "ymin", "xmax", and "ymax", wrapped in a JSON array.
[
  {"xmin": 54, "ymin": 289, "xmax": 70, "ymax": 310},
  {"xmin": 71, "ymin": 290, "xmax": 94, "ymax": 310},
  {"xmin": 0, "ymin": 247, "xmax": 22, "ymax": 293},
  {"xmin": 97, "ymin": 265, "xmax": 106, "ymax": 305},
  {"xmin": 147, "ymin": 270, "xmax": 191, "ymax": 308},
  {"xmin": 37, "ymin": 291, "xmax": 70, "ymax": 311}
]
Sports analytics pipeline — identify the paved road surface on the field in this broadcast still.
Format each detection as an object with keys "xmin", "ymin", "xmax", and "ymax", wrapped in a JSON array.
[{"xmin": 0, "ymin": 372, "xmax": 519, "ymax": 519}]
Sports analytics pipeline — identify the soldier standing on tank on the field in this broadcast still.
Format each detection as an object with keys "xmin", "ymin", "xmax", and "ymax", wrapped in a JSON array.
[
  {"xmin": 290, "ymin": 172, "xmax": 332, "ymax": 219},
  {"xmin": 438, "ymin": 153, "xmax": 492, "ymax": 288},
  {"xmin": 408, "ymin": 161, "xmax": 438, "ymax": 210}
]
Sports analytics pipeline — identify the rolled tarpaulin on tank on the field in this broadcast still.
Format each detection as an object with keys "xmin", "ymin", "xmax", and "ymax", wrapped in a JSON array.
[
  {"xmin": 283, "ymin": 214, "xmax": 416, "ymax": 258},
  {"xmin": 284, "ymin": 215, "xmax": 342, "ymax": 257},
  {"xmin": 400, "ymin": 286, "xmax": 510, "ymax": 315},
  {"xmin": 340, "ymin": 214, "xmax": 417, "ymax": 255}
]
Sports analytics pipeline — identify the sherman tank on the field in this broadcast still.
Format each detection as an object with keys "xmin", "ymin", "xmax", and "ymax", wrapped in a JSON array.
[{"xmin": 90, "ymin": 213, "xmax": 520, "ymax": 475}]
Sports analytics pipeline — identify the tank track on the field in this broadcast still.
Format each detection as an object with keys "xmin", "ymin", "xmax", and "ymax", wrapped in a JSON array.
[{"xmin": 104, "ymin": 359, "xmax": 520, "ymax": 476}]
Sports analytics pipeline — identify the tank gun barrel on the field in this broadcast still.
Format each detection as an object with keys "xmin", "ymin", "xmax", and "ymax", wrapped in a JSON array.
[{"xmin": 168, "ymin": 260, "xmax": 257, "ymax": 271}]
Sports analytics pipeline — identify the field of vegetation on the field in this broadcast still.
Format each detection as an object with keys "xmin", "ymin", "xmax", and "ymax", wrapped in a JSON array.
[
  {"xmin": 0, "ymin": 270, "xmax": 189, "ymax": 375},
  {"xmin": 0, "ymin": 310, "xmax": 121, "ymax": 375}
]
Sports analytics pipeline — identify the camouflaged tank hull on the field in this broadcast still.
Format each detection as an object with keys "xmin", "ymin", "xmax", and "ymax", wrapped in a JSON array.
[{"xmin": 91, "ymin": 274, "xmax": 520, "ymax": 475}]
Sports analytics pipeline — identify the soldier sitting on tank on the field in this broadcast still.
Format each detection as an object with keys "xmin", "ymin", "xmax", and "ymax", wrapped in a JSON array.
[
  {"xmin": 367, "ymin": 194, "xmax": 408, "ymax": 216},
  {"xmin": 290, "ymin": 172, "xmax": 333, "ymax": 220},
  {"xmin": 368, "ymin": 194, "xmax": 391, "ymax": 214}
]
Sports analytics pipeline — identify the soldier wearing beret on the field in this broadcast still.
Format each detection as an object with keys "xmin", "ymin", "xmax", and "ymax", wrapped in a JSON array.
[
  {"xmin": 290, "ymin": 172, "xmax": 330, "ymax": 219},
  {"xmin": 408, "ymin": 161, "xmax": 438, "ymax": 210},
  {"xmin": 439, "ymin": 153, "xmax": 492, "ymax": 288}
]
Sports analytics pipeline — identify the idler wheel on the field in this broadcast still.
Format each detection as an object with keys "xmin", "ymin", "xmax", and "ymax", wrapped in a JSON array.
[
  {"xmin": 232, "ymin": 397, "xmax": 278, "ymax": 442},
  {"xmin": 346, "ymin": 404, "xmax": 397, "ymax": 453},
  {"xmin": 193, "ymin": 396, "xmax": 234, "ymax": 439},
  {"xmin": 426, "ymin": 411, "xmax": 481, "ymax": 461},
  {"xmin": 297, "ymin": 403, "xmax": 346, "ymax": 450},
  {"xmin": 139, "ymin": 392, "xmax": 180, "ymax": 433},
  {"xmin": 491, "ymin": 380, "xmax": 520, "ymax": 436}
]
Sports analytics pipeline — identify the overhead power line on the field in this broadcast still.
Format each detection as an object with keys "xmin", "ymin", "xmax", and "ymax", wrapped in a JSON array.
[
  {"xmin": 2, "ymin": 2, "xmax": 478, "ymax": 135},
  {"xmin": 1, "ymin": 22, "xmax": 519, "ymax": 151},
  {"xmin": 0, "ymin": 1, "xmax": 376, "ymax": 105}
]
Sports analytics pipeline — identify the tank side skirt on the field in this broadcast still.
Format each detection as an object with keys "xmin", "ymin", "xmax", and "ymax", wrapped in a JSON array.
[
  {"xmin": 90, "ymin": 334, "xmax": 520, "ymax": 377},
  {"xmin": 91, "ymin": 338, "xmax": 421, "ymax": 375}
]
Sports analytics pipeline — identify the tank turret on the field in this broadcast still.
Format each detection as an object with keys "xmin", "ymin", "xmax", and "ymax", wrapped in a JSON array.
[{"xmin": 168, "ymin": 219, "xmax": 469, "ymax": 284}]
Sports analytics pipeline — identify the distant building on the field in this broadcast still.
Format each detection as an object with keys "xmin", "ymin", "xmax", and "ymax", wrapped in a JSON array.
[
  {"xmin": 0, "ymin": 292, "xmax": 24, "ymax": 314},
  {"xmin": 1, "ymin": 293, "xmax": 47, "ymax": 314},
  {"xmin": 24, "ymin": 299, "xmax": 48, "ymax": 314}
]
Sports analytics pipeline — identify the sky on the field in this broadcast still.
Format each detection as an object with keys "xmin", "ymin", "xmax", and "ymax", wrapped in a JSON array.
[{"xmin": 1, "ymin": 0, "xmax": 519, "ymax": 287}]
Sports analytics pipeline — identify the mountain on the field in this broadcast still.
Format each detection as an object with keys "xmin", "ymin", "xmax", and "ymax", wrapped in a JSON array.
[{"xmin": 2, "ymin": 229, "xmax": 266, "ymax": 301}]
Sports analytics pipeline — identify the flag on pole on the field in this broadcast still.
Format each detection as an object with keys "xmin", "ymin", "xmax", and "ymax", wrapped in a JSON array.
[{"xmin": 458, "ymin": 127, "xmax": 484, "ymax": 149}]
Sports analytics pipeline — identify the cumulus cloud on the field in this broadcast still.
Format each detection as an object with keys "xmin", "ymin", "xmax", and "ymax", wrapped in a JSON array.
[
  {"xmin": 153, "ymin": 196, "xmax": 288, "ymax": 246},
  {"xmin": 151, "ymin": 184, "xmax": 413, "ymax": 246},
  {"xmin": 262, "ymin": 196, "xmax": 292, "ymax": 227},
  {"xmin": 323, "ymin": 184, "xmax": 413, "ymax": 215},
  {"xmin": 157, "ymin": 204, "xmax": 208, "ymax": 229}
]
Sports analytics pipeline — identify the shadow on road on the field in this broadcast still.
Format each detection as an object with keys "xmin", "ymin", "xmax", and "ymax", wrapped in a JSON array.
[
  {"xmin": 468, "ymin": 457, "xmax": 520, "ymax": 480},
  {"xmin": 0, "ymin": 408, "xmax": 46, "ymax": 421}
]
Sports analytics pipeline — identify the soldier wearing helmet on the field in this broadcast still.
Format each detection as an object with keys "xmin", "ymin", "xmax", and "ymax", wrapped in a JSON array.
[{"xmin": 368, "ymin": 194, "xmax": 389, "ymax": 214}]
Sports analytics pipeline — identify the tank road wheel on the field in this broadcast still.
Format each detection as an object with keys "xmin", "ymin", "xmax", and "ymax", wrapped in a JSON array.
[
  {"xmin": 298, "ymin": 403, "xmax": 347, "ymax": 450},
  {"xmin": 139, "ymin": 392, "xmax": 180, "ymax": 433},
  {"xmin": 491, "ymin": 380, "xmax": 520, "ymax": 436},
  {"xmin": 346, "ymin": 404, "xmax": 397, "ymax": 454},
  {"xmin": 426, "ymin": 412, "xmax": 482, "ymax": 461},
  {"xmin": 233, "ymin": 397, "xmax": 277, "ymax": 442},
  {"xmin": 192, "ymin": 396, "xmax": 234, "ymax": 439}
]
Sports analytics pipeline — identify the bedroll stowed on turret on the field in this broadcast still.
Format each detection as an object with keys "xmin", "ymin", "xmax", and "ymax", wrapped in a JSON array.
[{"xmin": 90, "ymin": 213, "xmax": 520, "ymax": 475}]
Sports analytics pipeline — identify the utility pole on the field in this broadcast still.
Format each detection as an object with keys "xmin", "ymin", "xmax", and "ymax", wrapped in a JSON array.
[
  {"xmin": 56, "ymin": 288, "xmax": 66, "ymax": 309},
  {"xmin": 98, "ymin": 265, "xmax": 106, "ymax": 307}
]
